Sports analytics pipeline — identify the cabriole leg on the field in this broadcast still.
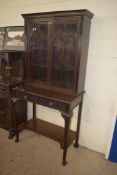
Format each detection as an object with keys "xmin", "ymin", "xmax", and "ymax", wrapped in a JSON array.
[
  {"xmin": 61, "ymin": 112, "xmax": 72, "ymax": 165},
  {"xmin": 11, "ymin": 98, "xmax": 20, "ymax": 143},
  {"xmin": 74, "ymin": 98, "xmax": 83, "ymax": 148}
]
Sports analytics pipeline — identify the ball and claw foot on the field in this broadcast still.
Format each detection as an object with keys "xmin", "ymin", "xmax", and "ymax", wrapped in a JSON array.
[
  {"xmin": 62, "ymin": 160, "xmax": 67, "ymax": 166},
  {"xmin": 15, "ymin": 137, "xmax": 19, "ymax": 143},
  {"xmin": 8, "ymin": 129, "xmax": 16, "ymax": 139}
]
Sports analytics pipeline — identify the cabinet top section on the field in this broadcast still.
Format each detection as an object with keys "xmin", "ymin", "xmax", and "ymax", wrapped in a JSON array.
[{"xmin": 22, "ymin": 9, "xmax": 93, "ymax": 19}]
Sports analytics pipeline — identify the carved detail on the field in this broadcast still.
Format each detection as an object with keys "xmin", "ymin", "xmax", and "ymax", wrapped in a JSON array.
[{"xmin": 61, "ymin": 111, "xmax": 73, "ymax": 120}]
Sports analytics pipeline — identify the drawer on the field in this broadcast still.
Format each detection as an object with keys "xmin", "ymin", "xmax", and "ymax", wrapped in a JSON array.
[
  {"xmin": 27, "ymin": 95, "xmax": 38, "ymax": 103},
  {"xmin": 39, "ymin": 97, "xmax": 68, "ymax": 112},
  {"xmin": 15, "ymin": 91, "xmax": 38, "ymax": 103},
  {"xmin": 15, "ymin": 90, "xmax": 68, "ymax": 112},
  {"xmin": 15, "ymin": 91, "xmax": 26, "ymax": 98}
]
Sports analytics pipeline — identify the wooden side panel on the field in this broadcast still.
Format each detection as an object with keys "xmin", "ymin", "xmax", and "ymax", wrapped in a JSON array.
[{"xmin": 77, "ymin": 17, "xmax": 91, "ymax": 94}]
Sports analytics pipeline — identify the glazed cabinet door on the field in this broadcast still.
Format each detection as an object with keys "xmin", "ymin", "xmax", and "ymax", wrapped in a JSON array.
[
  {"xmin": 51, "ymin": 18, "xmax": 80, "ymax": 91},
  {"xmin": 26, "ymin": 17, "xmax": 81, "ymax": 94},
  {"xmin": 26, "ymin": 19, "xmax": 51, "ymax": 83}
]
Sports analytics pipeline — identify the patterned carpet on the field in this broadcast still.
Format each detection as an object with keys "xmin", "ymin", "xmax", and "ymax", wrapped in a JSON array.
[{"xmin": 0, "ymin": 128, "xmax": 117, "ymax": 175}]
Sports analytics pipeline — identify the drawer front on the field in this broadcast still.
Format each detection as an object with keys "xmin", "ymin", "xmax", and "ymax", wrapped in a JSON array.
[
  {"xmin": 39, "ymin": 97, "xmax": 68, "ymax": 112},
  {"xmin": 15, "ymin": 91, "xmax": 68, "ymax": 112},
  {"xmin": 15, "ymin": 91, "xmax": 26, "ymax": 99},
  {"xmin": 15, "ymin": 91, "xmax": 38, "ymax": 103}
]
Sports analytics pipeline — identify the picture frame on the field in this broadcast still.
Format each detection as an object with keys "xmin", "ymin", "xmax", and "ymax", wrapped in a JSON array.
[
  {"xmin": 0, "ymin": 27, "xmax": 5, "ymax": 50},
  {"xmin": 4, "ymin": 26, "xmax": 25, "ymax": 51}
]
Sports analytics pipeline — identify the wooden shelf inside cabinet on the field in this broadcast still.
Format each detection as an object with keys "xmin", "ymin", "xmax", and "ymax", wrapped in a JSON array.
[{"xmin": 23, "ymin": 118, "xmax": 76, "ymax": 149}]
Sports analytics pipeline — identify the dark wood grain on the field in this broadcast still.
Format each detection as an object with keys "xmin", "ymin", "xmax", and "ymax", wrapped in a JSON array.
[
  {"xmin": 0, "ymin": 51, "xmax": 27, "ymax": 130},
  {"xmin": 12, "ymin": 10, "xmax": 93, "ymax": 165},
  {"xmin": 23, "ymin": 118, "xmax": 75, "ymax": 149}
]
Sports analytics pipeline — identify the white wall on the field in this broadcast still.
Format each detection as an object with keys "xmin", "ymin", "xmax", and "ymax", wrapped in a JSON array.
[{"xmin": 0, "ymin": 0, "xmax": 117, "ymax": 154}]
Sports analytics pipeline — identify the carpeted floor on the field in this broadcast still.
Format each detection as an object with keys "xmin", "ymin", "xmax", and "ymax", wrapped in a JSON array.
[{"xmin": 0, "ymin": 128, "xmax": 117, "ymax": 175}]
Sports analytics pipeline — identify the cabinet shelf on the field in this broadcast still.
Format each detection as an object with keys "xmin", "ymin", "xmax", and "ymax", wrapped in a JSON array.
[
  {"xmin": 23, "ymin": 118, "xmax": 76, "ymax": 149},
  {"xmin": 52, "ymin": 67, "xmax": 74, "ymax": 71}
]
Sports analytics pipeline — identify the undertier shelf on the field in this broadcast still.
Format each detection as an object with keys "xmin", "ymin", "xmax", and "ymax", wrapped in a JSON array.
[{"xmin": 23, "ymin": 118, "xmax": 76, "ymax": 149}]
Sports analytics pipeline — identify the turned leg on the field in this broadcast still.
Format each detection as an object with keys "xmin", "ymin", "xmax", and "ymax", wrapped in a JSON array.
[
  {"xmin": 8, "ymin": 97, "xmax": 15, "ymax": 139},
  {"xmin": 33, "ymin": 103, "xmax": 36, "ymax": 119},
  {"xmin": 61, "ymin": 112, "xmax": 72, "ymax": 166},
  {"xmin": 10, "ymin": 98, "xmax": 20, "ymax": 142},
  {"xmin": 14, "ymin": 110, "xmax": 19, "ymax": 143},
  {"xmin": 8, "ymin": 98, "xmax": 17, "ymax": 139},
  {"xmin": 74, "ymin": 98, "xmax": 83, "ymax": 148}
]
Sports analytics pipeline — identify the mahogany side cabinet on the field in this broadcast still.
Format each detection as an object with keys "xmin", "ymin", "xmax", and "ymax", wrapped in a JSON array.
[
  {"xmin": 0, "ymin": 51, "xmax": 27, "ymax": 132},
  {"xmin": 11, "ymin": 9, "xmax": 93, "ymax": 165}
]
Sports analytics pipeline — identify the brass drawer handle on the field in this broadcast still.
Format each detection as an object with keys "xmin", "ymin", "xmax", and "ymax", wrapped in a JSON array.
[
  {"xmin": 49, "ymin": 102, "xmax": 53, "ymax": 106},
  {"xmin": 24, "ymin": 95, "xmax": 28, "ymax": 99}
]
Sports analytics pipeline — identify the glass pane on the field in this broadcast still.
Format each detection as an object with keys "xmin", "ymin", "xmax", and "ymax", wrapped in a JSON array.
[
  {"xmin": 11, "ymin": 59, "xmax": 24, "ymax": 81},
  {"xmin": 28, "ymin": 21, "xmax": 48, "ymax": 82},
  {"xmin": 52, "ymin": 23, "xmax": 77, "ymax": 89}
]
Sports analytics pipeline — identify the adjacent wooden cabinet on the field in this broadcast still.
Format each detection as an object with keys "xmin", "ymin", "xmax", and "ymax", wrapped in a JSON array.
[
  {"xmin": 11, "ymin": 10, "xmax": 93, "ymax": 165},
  {"xmin": 0, "ymin": 51, "xmax": 27, "ymax": 130}
]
